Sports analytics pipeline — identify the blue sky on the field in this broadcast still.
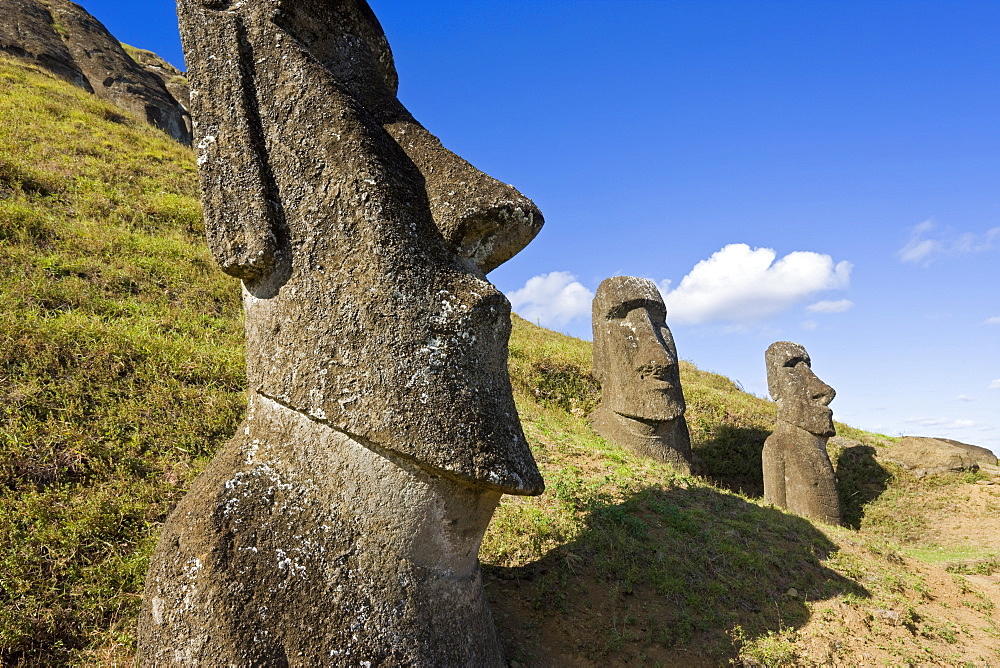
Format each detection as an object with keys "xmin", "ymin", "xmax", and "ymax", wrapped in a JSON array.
[{"xmin": 82, "ymin": 1, "xmax": 999, "ymax": 453}]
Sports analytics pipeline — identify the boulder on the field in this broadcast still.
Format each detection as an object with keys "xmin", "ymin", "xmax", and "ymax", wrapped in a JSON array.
[
  {"xmin": 120, "ymin": 43, "xmax": 191, "ymax": 112},
  {"xmin": 0, "ymin": 0, "xmax": 190, "ymax": 143},
  {"xmin": 885, "ymin": 436, "xmax": 996, "ymax": 477}
]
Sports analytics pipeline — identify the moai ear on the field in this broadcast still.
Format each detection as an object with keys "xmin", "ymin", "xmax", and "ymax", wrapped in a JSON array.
[{"xmin": 189, "ymin": 10, "xmax": 278, "ymax": 280}]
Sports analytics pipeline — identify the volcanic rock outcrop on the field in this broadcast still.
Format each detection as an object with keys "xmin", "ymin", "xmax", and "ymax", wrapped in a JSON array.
[
  {"xmin": 0, "ymin": 0, "xmax": 190, "ymax": 143},
  {"xmin": 884, "ymin": 436, "xmax": 998, "ymax": 477},
  {"xmin": 139, "ymin": 0, "xmax": 544, "ymax": 664},
  {"xmin": 762, "ymin": 341, "xmax": 842, "ymax": 525},
  {"xmin": 591, "ymin": 276, "xmax": 692, "ymax": 471}
]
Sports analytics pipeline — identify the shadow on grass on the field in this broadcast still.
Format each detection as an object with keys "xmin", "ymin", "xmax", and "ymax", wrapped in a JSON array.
[
  {"xmin": 834, "ymin": 444, "xmax": 892, "ymax": 529},
  {"xmin": 692, "ymin": 425, "xmax": 771, "ymax": 498},
  {"xmin": 486, "ymin": 483, "xmax": 868, "ymax": 665}
]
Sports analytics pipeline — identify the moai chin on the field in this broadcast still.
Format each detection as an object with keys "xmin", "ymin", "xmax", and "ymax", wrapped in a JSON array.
[
  {"xmin": 139, "ymin": 0, "xmax": 544, "ymax": 664},
  {"xmin": 590, "ymin": 276, "xmax": 693, "ymax": 471},
  {"xmin": 762, "ymin": 341, "xmax": 842, "ymax": 525}
]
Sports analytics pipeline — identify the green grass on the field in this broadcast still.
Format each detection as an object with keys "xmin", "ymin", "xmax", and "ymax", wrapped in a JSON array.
[
  {"xmin": 2, "ymin": 53, "xmax": 997, "ymax": 666},
  {"xmin": 0, "ymin": 55, "xmax": 244, "ymax": 664}
]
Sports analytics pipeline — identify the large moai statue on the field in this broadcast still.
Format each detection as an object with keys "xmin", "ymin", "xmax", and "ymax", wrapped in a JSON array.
[
  {"xmin": 762, "ymin": 341, "xmax": 842, "ymax": 525},
  {"xmin": 139, "ymin": 0, "xmax": 545, "ymax": 664},
  {"xmin": 590, "ymin": 276, "xmax": 693, "ymax": 471}
]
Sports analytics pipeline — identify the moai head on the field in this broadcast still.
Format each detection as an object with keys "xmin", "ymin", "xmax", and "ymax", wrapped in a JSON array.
[
  {"xmin": 765, "ymin": 341, "xmax": 836, "ymax": 437},
  {"xmin": 176, "ymin": 0, "xmax": 544, "ymax": 494},
  {"xmin": 592, "ymin": 276, "xmax": 685, "ymax": 426}
]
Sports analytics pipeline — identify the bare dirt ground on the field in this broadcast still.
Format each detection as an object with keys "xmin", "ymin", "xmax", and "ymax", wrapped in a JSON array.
[{"xmin": 490, "ymin": 475, "xmax": 1000, "ymax": 666}]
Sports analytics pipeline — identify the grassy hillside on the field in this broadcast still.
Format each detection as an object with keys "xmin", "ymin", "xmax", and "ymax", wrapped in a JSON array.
[
  {"xmin": 0, "ymin": 55, "xmax": 245, "ymax": 663},
  {"xmin": 1, "ymin": 54, "xmax": 998, "ymax": 666}
]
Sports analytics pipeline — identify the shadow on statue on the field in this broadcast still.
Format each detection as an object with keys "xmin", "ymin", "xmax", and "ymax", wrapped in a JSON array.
[
  {"xmin": 484, "ymin": 482, "xmax": 869, "ymax": 665},
  {"xmin": 833, "ymin": 444, "xmax": 892, "ymax": 530},
  {"xmin": 692, "ymin": 425, "xmax": 772, "ymax": 498}
]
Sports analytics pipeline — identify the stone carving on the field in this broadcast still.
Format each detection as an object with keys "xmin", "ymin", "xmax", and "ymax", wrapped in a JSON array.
[
  {"xmin": 590, "ymin": 276, "xmax": 692, "ymax": 471},
  {"xmin": 139, "ymin": 0, "xmax": 544, "ymax": 664},
  {"xmin": 0, "ymin": 0, "xmax": 191, "ymax": 143},
  {"xmin": 762, "ymin": 341, "xmax": 841, "ymax": 525}
]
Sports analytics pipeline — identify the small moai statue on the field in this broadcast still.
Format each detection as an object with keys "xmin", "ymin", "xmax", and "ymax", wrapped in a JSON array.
[
  {"xmin": 762, "ymin": 341, "xmax": 842, "ymax": 525},
  {"xmin": 590, "ymin": 276, "xmax": 693, "ymax": 471},
  {"xmin": 139, "ymin": 0, "xmax": 544, "ymax": 665}
]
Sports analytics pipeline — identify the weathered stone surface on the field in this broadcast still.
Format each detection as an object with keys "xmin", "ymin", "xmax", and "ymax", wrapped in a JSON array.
[
  {"xmin": 121, "ymin": 43, "xmax": 191, "ymax": 111},
  {"xmin": 143, "ymin": 395, "xmax": 505, "ymax": 665},
  {"xmin": 884, "ymin": 436, "xmax": 997, "ymax": 477},
  {"xmin": 0, "ymin": 0, "xmax": 191, "ymax": 143},
  {"xmin": 941, "ymin": 439, "xmax": 998, "ymax": 467},
  {"xmin": 590, "ymin": 276, "xmax": 692, "ymax": 470},
  {"xmin": 140, "ymin": 0, "xmax": 544, "ymax": 663},
  {"xmin": 762, "ymin": 341, "xmax": 842, "ymax": 525}
]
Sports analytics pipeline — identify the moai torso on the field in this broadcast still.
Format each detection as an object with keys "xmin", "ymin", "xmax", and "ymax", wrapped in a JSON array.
[
  {"xmin": 761, "ymin": 341, "xmax": 842, "ymax": 525},
  {"xmin": 590, "ymin": 276, "xmax": 692, "ymax": 471},
  {"xmin": 139, "ymin": 1, "xmax": 544, "ymax": 663}
]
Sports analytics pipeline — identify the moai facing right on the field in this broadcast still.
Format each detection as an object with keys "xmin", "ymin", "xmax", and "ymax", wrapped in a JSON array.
[
  {"xmin": 591, "ymin": 276, "xmax": 692, "ymax": 471},
  {"xmin": 762, "ymin": 341, "xmax": 842, "ymax": 525}
]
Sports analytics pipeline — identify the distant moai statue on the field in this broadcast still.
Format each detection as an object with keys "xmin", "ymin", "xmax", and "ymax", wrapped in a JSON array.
[
  {"xmin": 139, "ymin": 0, "xmax": 544, "ymax": 664},
  {"xmin": 762, "ymin": 341, "xmax": 842, "ymax": 525},
  {"xmin": 590, "ymin": 276, "xmax": 693, "ymax": 471}
]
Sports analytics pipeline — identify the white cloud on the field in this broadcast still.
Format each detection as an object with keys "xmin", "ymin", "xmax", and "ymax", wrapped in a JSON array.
[
  {"xmin": 956, "ymin": 394, "xmax": 974, "ymax": 402},
  {"xmin": 990, "ymin": 379, "xmax": 1000, "ymax": 391},
  {"xmin": 898, "ymin": 220, "xmax": 1000, "ymax": 265},
  {"xmin": 661, "ymin": 244, "xmax": 852, "ymax": 325},
  {"xmin": 506, "ymin": 271, "xmax": 593, "ymax": 329},
  {"xmin": 800, "ymin": 320, "xmax": 818, "ymax": 331},
  {"xmin": 806, "ymin": 299, "xmax": 854, "ymax": 314},
  {"xmin": 954, "ymin": 227, "xmax": 1000, "ymax": 253},
  {"xmin": 986, "ymin": 316, "xmax": 1000, "ymax": 325},
  {"xmin": 905, "ymin": 417, "xmax": 950, "ymax": 427},
  {"xmin": 904, "ymin": 417, "xmax": 976, "ymax": 429}
]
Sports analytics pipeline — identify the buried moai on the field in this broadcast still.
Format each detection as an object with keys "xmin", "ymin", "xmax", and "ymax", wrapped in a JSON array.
[
  {"xmin": 762, "ymin": 341, "xmax": 842, "ymax": 525},
  {"xmin": 590, "ymin": 276, "xmax": 693, "ymax": 471},
  {"xmin": 139, "ymin": 0, "xmax": 544, "ymax": 664}
]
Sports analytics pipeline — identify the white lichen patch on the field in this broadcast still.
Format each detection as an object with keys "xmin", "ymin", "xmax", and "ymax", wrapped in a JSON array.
[
  {"xmin": 275, "ymin": 548, "xmax": 307, "ymax": 578},
  {"xmin": 196, "ymin": 132, "xmax": 216, "ymax": 167}
]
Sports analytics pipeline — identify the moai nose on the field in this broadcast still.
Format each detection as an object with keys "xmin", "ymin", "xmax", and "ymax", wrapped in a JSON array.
[
  {"xmin": 384, "ymin": 119, "xmax": 544, "ymax": 274},
  {"xmin": 804, "ymin": 368, "xmax": 836, "ymax": 405},
  {"xmin": 634, "ymin": 325, "xmax": 677, "ymax": 377}
]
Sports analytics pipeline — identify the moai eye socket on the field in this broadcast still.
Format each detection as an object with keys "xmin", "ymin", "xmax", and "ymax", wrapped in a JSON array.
[{"xmin": 200, "ymin": 0, "xmax": 231, "ymax": 8}]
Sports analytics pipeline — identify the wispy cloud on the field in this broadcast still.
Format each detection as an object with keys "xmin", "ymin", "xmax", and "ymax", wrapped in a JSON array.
[
  {"xmin": 898, "ymin": 220, "xmax": 940, "ymax": 264},
  {"xmin": 661, "ymin": 244, "xmax": 851, "ymax": 325},
  {"xmin": 905, "ymin": 417, "xmax": 950, "ymax": 427},
  {"xmin": 898, "ymin": 220, "xmax": 1000, "ymax": 265},
  {"xmin": 990, "ymin": 379, "xmax": 1000, "ymax": 391},
  {"xmin": 506, "ymin": 271, "xmax": 593, "ymax": 329},
  {"xmin": 986, "ymin": 316, "xmax": 1000, "ymax": 325},
  {"xmin": 956, "ymin": 394, "xmax": 974, "ymax": 402},
  {"xmin": 905, "ymin": 417, "xmax": 976, "ymax": 429},
  {"xmin": 806, "ymin": 299, "xmax": 854, "ymax": 314}
]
